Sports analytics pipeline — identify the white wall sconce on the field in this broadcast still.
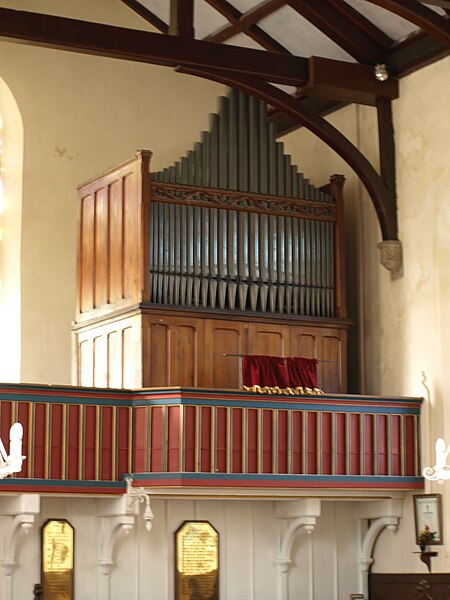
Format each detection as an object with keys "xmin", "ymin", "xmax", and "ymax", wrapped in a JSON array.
[
  {"xmin": 125, "ymin": 476, "xmax": 154, "ymax": 531},
  {"xmin": 0, "ymin": 422, "xmax": 24, "ymax": 478},
  {"xmin": 423, "ymin": 438, "xmax": 450, "ymax": 483}
]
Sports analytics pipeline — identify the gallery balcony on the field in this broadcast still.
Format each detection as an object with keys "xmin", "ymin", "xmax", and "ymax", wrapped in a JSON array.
[{"xmin": 0, "ymin": 383, "xmax": 423, "ymax": 497}]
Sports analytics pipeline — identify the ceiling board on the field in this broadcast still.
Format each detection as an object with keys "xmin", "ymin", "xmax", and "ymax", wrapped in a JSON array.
[
  {"xmin": 259, "ymin": 5, "xmax": 356, "ymax": 61},
  {"xmin": 340, "ymin": 0, "xmax": 421, "ymax": 40}
]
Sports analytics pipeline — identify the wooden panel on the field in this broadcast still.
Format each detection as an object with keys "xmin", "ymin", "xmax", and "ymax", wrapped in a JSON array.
[
  {"xmin": 93, "ymin": 335, "xmax": 107, "ymax": 388},
  {"xmin": 320, "ymin": 333, "xmax": 345, "ymax": 393},
  {"xmin": 107, "ymin": 330, "xmax": 123, "ymax": 389},
  {"xmin": 247, "ymin": 322, "xmax": 288, "ymax": 356},
  {"xmin": 170, "ymin": 324, "xmax": 198, "ymax": 387},
  {"xmin": 75, "ymin": 314, "xmax": 142, "ymax": 388},
  {"xmin": 370, "ymin": 574, "xmax": 450, "ymax": 600},
  {"xmin": 144, "ymin": 321, "xmax": 170, "ymax": 387},
  {"xmin": 204, "ymin": 320, "xmax": 246, "ymax": 388},
  {"xmin": 143, "ymin": 314, "xmax": 203, "ymax": 387},
  {"xmin": 79, "ymin": 340, "xmax": 94, "ymax": 387},
  {"xmin": 80, "ymin": 194, "xmax": 95, "ymax": 312},
  {"xmin": 94, "ymin": 187, "xmax": 108, "ymax": 307},
  {"xmin": 76, "ymin": 152, "xmax": 150, "ymax": 321},
  {"xmin": 109, "ymin": 179, "xmax": 124, "ymax": 303},
  {"xmin": 76, "ymin": 308, "xmax": 348, "ymax": 393},
  {"xmin": 291, "ymin": 326, "xmax": 347, "ymax": 393},
  {"xmin": 123, "ymin": 171, "xmax": 139, "ymax": 299}
]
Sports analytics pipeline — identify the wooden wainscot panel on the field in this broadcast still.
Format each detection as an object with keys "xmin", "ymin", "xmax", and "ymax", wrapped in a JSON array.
[
  {"xmin": 79, "ymin": 193, "xmax": 95, "ymax": 314},
  {"xmin": 290, "ymin": 325, "xmax": 347, "ymax": 393},
  {"xmin": 203, "ymin": 319, "xmax": 247, "ymax": 388},
  {"xmin": 76, "ymin": 151, "xmax": 151, "ymax": 321},
  {"xmin": 247, "ymin": 322, "xmax": 289, "ymax": 357},
  {"xmin": 74, "ymin": 314, "xmax": 143, "ymax": 388},
  {"xmin": 142, "ymin": 314, "xmax": 204, "ymax": 388}
]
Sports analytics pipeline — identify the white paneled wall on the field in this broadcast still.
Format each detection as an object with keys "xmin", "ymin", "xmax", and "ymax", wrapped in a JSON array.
[{"xmin": 0, "ymin": 495, "xmax": 371, "ymax": 600}]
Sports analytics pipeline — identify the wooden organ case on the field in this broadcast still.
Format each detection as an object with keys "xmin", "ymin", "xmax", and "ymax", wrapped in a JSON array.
[{"xmin": 73, "ymin": 89, "xmax": 349, "ymax": 392}]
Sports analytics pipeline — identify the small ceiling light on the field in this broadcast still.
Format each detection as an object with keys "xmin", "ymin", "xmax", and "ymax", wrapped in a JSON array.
[{"xmin": 374, "ymin": 63, "xmax": 389, "ymax": 82}]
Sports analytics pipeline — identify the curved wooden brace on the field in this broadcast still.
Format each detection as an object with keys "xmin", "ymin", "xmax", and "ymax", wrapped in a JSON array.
[
  {"xmin": 177, "ymin": 65, "xmax": 398, "ymax": 240},
  {"xmin": 365, "ymin": 0, "xmax": 450, "ymax": 47}
]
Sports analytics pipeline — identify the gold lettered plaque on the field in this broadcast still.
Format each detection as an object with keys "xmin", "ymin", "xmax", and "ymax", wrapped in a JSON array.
[
  {"xmin": 42, "ymin": 519, "xmax": 74, "ymax": 600},
  {"xmin": 176, "ymin": 521, "xmax": 219, "ymax": 600}
]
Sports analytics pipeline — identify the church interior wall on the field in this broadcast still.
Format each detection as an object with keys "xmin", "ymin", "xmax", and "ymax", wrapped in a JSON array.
[
  {"xmin": 1, "ymin": 0, "xmax": 450, "ymax": 591},
  {"xmin": 5, "ymin": 496, "xmax": 364, "ymax": 600}
]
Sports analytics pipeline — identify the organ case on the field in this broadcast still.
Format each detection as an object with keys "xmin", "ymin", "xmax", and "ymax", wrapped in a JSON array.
[{"xmin": 73, "ymin": 89, "xmax": 349, "ymax": 392}]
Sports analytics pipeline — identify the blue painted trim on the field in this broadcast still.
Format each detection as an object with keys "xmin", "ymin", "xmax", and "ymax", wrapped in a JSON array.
[
  {"xmin": 0, "ymin": 478, "xmax": 124, "ymax": 488},
  {"xmin": 0, "ymin": 391, "xmax": 421, "ymax": 414},
  {"xmin": 129, "ymin": 472, "xmax": 423, "ymax": 484}
]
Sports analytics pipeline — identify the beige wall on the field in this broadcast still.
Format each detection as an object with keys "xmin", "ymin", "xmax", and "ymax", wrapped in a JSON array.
[
  {"xmin": 285, "ymin": 55, "xmax": 450, "ymax": 572},
  {"xmin": 0, "ymin": 0, "xmax": 224, "ymax": 383}
]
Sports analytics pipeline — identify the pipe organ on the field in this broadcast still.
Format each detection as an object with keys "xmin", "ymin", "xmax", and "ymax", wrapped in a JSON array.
[{"xmin": 73, "ymin": 89, "xmax": 349, "ymax": 392}]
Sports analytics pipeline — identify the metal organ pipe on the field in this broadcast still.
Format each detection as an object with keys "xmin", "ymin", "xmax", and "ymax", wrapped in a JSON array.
[{"xmin": 149, "ymin": 89, "xmax": 337, "ymax": 318}]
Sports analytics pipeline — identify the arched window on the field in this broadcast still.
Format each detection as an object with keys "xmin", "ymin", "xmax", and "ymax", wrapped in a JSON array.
[{"xmin": 0, "ymin": 77, "xmax": 24, "ymax": 382}]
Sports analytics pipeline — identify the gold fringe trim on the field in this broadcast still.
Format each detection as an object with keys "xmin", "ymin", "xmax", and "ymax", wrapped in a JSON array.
[{"xmin": 243, "ymin": 385, "xmax": 324, "ymax": 396}]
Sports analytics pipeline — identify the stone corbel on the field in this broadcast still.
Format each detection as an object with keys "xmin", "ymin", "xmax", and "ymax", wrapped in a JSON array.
[
  {"xmin": 355, "ymin": 499, "xmax": 403, "ymax": 598},
  {"xmin": 378, "ymin": 240, "xmax": 403, "ymax": 279},
  {"xmin": 275, "ymin": 499, "xmax": 321, "ymax": 600},
  {"xmin": 0, "ymin": 494, "xmax": 41, "ymax": 600}
]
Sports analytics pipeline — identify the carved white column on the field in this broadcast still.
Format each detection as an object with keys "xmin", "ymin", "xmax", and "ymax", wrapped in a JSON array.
[
  {"xmin": 275, "ymin": 499, "xmax": 321, "ymax": 600},
  {"xmin": 355, "ymin": 499, "xmax": 403, "ymax": 598},
  {"xmin": 0, "ymin": 494, "xmax": 40, "ymax": 600}
]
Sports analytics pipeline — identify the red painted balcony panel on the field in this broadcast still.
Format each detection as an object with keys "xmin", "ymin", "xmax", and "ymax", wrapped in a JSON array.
[{"xmin": 0, "ymin": 384, "xmax": 423, "ymax": 495}]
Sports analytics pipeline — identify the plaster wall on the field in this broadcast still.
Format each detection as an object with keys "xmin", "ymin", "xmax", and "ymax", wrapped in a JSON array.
[
  {"xmin": 284, "ymin": 56, "xmax": 450, "ymax": 573},
  {"xmin": 0, "ymin": 0, "xmax": 224, "ymax": 384}
]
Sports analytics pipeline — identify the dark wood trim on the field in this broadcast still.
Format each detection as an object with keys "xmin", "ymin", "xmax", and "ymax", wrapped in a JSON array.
[
  {"xmin": 169, "ymin": 0, "xmax": 194, "ymax": 38},
  {"xmin": 119, "ymin": 0, "xmax": 168, "ymax": 33},
  {"xmin": 377, "ymin": 99, "xmax": 397, "ymax": 217},
  {"xmin": 203, "ymin": 0, "xmax": 289, "ymax": 53},
  {"xmin": 0, "ymin": 8, "xmax": 309, "ymax": 86},
  {"xmin": 270, "ymin": 97, "xmax": 349, "ymax": 137},
  {"xmin": 177, "ymin": 65, "xmax": 398, "ymax": 240},
  {"xmin": 151, "ymin": 181, "xmax": 337, "ymax": 220},
  {"xmin": 302, "ymin": 56, "xmax": 399, "ymax": 105}
]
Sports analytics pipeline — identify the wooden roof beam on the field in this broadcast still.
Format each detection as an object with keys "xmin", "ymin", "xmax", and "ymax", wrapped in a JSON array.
[
  {"xmin": 0, "ymin": 8, "xmax": 308, "ymax": 86},
  {"xmin": 169, "ymin": 0, "xmax": 194, "ymax": 38},
  {"xmin": 286, "ymin": 0, "xmax": 388, "ymax": 64},
  {"xmin": 203, "ymin": 0, "xmax": 288, "ymax": 53},
  {"xmin": 301, "ymin": 57, "xmax": 399, "ymax": 105}
]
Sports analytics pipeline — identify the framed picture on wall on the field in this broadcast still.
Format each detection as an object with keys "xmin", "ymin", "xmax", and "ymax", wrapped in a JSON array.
[{"xmin": 413, "ymin": 494, "xmax": 443, "ymax": 546}]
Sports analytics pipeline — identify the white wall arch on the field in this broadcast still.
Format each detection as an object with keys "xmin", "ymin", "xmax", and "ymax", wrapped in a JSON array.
[{"xmin": 0, "ymin": 76, "xmax": 23, "ymax": 383}]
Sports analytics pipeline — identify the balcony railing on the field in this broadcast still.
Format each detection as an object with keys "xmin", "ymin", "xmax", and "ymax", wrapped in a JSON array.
[{"xmin": 0, "ymin": 383, "xmax": 423, "ymax": 495}]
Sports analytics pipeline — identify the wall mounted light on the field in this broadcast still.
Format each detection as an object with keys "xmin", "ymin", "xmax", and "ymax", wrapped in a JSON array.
[
  {"xmin": 423, "ymin": 438, "xmax": 450, "ymax": 483},
  {"xmin": 374, "ymin": 64, "xmax": 389, "ymax": 82}
]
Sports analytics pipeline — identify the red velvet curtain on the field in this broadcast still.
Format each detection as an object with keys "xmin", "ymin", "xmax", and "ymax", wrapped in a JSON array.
[
  {"xmin": 242, "ymin": 355, "xmax": 290, "ymax": 388},
  {"xmin": 243, "ymin": 355, "xmax": 319, "ymax": 389},
  {"xmin": 286, "ymin": 357, "xmax": 319, "ymax": 389}
]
